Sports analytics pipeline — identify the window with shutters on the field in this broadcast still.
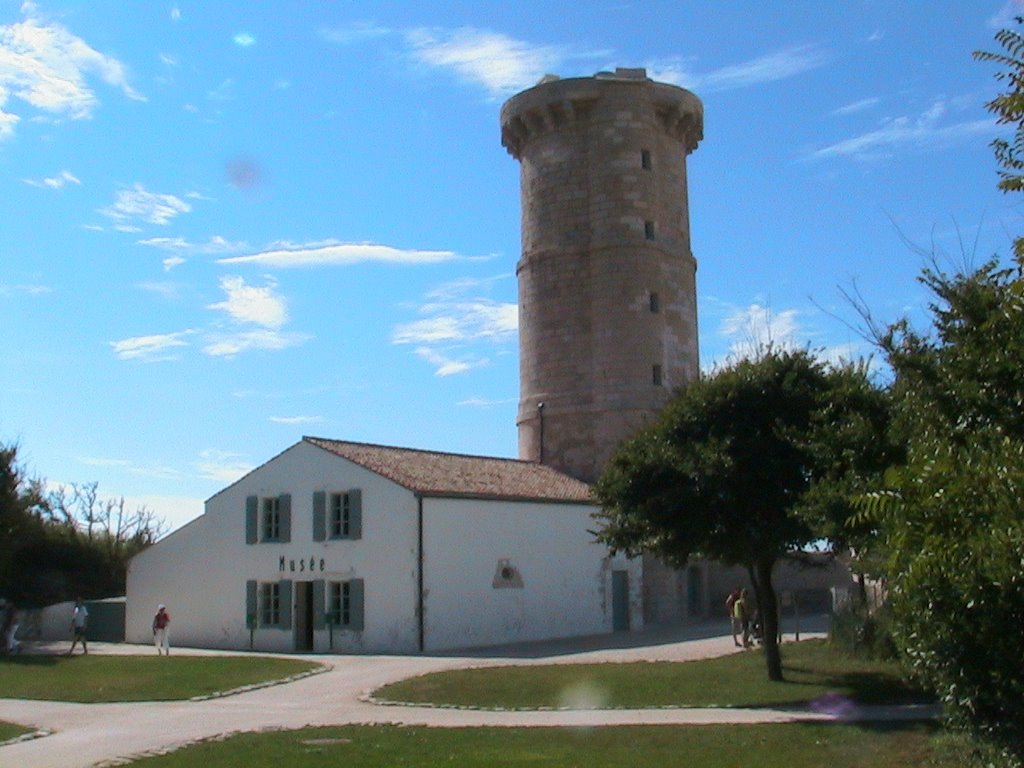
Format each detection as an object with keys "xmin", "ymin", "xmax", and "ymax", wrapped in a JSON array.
[
  {"xmin": 246, "ymin": 494, "xmax": 291, "ymax": 544},
  {"xmin": 328, "ymin": 581, "xmax": 349, "ymax": 626},
  {"xmin": 327, "ymin": 579, "xmax": 364, "ymax": 629},
  {"xmin": 315, "ymin": 489, "xmax": 361, "ymax": 541},
  {"xmin": 262, "ymin": 497, "xmax": 281, "ymax": 541},
  {"xmin": 260, "ymin": 582, "xmax": 280, "ymax": 626},
  {"xmin": 330, "ymin": 492, "xmax": 351, "ymax": 538}
]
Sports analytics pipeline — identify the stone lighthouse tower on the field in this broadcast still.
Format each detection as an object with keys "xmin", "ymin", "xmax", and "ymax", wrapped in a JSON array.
[{"xmin": 501, "ymin": 68, "xmax": 703, "ymax": 483}]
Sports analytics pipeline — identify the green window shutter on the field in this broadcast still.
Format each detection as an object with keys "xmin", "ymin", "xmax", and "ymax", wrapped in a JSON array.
[
  {"xmin": 312, "ymin": 491, "xmax": 326, "ymax": 542},
  {"xmin": 245, "ymin": 496, "xmax": 258, "ymax": 544},
  {"xmin": 246, "ymin": 580, "xmax": 257, "ymax": 627},
  {"xmin": 349, "ymin": 578, "xmax": 364, "ymax": 631},
  {"xmin": 312, "ymin": 579, "xmax": 326, "ymax": 630},
  {"xmin": 278, "ymin": 494, "xmax": 292, "ymax": 543},
  {"xmin": 279, "ymin": 579, "xmax": 293, "ymax": 629},
  {"xmin": 348, "ymin": 488, "xmax": 362, "ymax": 540}
]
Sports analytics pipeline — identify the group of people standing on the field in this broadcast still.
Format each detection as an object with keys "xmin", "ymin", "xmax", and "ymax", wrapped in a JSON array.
[
  {"xmin": 65, "ymin": 598, "xmax": 170, "ymax": 656},
  {"xmin": 726, "ymin": 587, "xmax": 759, "ymax": 648}
]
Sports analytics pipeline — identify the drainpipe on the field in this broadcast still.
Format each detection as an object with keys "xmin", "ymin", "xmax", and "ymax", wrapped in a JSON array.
[
  {"xmin": 537, "ymin": 401, "xmax": 546, "ymax": 465},
  {"xmin": 416, "ymin": 495, "xmax": 424, "ymax": 653}
]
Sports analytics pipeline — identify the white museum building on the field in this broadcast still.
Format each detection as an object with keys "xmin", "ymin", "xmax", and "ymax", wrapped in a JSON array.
[{"xmin": 126, "ymin": 437, "xmax": 642, "ymax": 653}]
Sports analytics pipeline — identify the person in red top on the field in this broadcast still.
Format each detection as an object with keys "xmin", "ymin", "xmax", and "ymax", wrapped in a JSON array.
[{"xmin": 152, "ymin": 605, "xmax": 171, "ymax": 655}]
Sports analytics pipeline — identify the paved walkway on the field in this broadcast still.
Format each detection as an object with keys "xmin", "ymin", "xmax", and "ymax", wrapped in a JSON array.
[{"xmin": 0, "ymin": 624, "xmax": 937, "ymax": 768}]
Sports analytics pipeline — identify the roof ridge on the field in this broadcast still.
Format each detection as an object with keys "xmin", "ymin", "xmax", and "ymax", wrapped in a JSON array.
[{"xmin": 302, "ymin": 435, "xmax": 546, "ymax": 466}]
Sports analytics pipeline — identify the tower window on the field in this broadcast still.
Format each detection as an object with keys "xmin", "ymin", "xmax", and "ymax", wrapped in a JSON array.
[
  {"xmin": 644, "ymin": 221, "xmax": 656, "ymax": 240},
  {"xmin": 649, "ymin": 292, "xmax": 660, "ymax": 313},
  {"xmin": 652, "ymin": 364, "xmax": 663, "ymax": 386},
  {"xmin": 641, "ymin": 149, "xmax": 652, "ymax": 170}
]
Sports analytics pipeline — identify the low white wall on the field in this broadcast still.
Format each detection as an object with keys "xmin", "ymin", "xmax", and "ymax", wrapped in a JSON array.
[
  {"xmin": 14, "ymin": 600, "xmax": 75, "ymax": 641},
  {"xmin": 422, "ymin": 498, "xmax": 641, "ymax": 651}
]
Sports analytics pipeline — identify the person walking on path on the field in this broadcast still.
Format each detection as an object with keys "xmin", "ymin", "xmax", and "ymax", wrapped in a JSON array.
[
  {"xmin": 733, "ymin": 589, "xmax": 752, "ymax": 648},
  {"xmin": 725, "ymin": 587, "xmax": 742, "ymax": 647},
  {"xmin": 68, "ymin": 597, "xmax": 89, "ymax": 655},
  {"xmin": 1, "ymin": 601, "xmax": 19, "ymax": 654},
  {"xmin": 152, "ymin": 604, "xmax": 171, "ymax": 655}
]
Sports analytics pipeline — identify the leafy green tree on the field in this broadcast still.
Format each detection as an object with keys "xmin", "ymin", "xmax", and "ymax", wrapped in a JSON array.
[
  {"xmin": 975, "ymin": 18, "xmax": 1024, "ymax": 202},
  {"xmin": 863, "ymin": 256, "xmax": 1024, "ymax": 762},
  {"xmin": 594, "ymin": 349, "xmax": 889, "ymax": 681},
  {"xmin": 0, "ymin": 443, "xmax": 46, "ymax": 599},
  {"xmin": 1, "ymin": 440, "xmax": 166, "ymax": 607},
  {"xmin": 848, "ymin": 24, "xmax": 1024, "ymax": 762}
]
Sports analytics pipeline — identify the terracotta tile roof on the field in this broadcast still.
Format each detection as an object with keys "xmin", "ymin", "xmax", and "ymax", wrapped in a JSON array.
[{"xmin": 304, "ymin": 436, "xmax": 593, "ymax": 504}]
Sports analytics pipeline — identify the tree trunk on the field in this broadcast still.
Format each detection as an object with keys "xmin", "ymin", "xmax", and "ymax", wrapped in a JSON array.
[{"xmin": 754, "ymin": 558, "xmax": 784, "ymax": 681}]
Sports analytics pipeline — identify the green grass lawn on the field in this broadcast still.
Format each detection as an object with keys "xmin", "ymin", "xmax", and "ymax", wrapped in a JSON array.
[
  {"xmin": 0, "ymin": 720, "xmax": 33, "ymax": 743},
  {"xmin": 121, "ymin": 722, "xmax": 963, "ymax": 768},
  {"xmin": 0, "ymin": 655, "xmax": 321, "ymax": 702},
  {"xmin": 374, "ymin": 640, "xmax": 931, "ymax": 709}
]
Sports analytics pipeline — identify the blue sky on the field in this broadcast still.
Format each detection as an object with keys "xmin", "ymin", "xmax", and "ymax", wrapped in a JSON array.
[{"xmin": 2, "ymin": 0, "xmax": 1020, "ymax": 533}]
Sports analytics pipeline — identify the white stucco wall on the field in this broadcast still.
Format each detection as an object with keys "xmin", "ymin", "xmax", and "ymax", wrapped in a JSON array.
[
  {"xmin": 127, "ymin": 441, "xmax": 421, "ymax": 653},
  {"xmin": 421, "ymin": 497, "xmax": 642, "ymax": 652},
  {"xmin": 127, "ymin": 440, "xmax": 644, "ymax": 654}
]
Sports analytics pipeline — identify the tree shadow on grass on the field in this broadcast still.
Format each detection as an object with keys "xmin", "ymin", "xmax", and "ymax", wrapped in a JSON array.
[
  {"xmin": 780, "ymin": 662, "xmax": 934, "ymax": 705},
  {"xmin": 0, "ymin": 655, "xmax": 62, "ymax": 668}
]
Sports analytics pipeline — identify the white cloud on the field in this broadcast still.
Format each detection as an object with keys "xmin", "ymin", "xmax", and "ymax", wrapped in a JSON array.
[
  {"xmin": 414, "ymin": 347, "xmax": 482, "ymax": 377},
  {"xmin": 139, "ymin": 234, "xmax": 247, "ymax": 254},
  {"xmin": 23, "ymin": 169, "xmax": 80, "ymax": 188},
  {"xmin": 0, "ymin": 108, "xmax": 18, "ymax": 138},
  {"xmin": 318, "ymin": 22, "xmax": 392, "ymax": 45},
  {"xmin": 207, "ymin": 275, "xmax": 287, "ymax": 328},
  {"xmin": 196, "ymin": 449, "xmax": 252, "ymax": 484},
  {"xmin": 392, "ymin": 299, "xmax": 517, "ymax": 344},
  {"xmin": 988, "ymin": 1, "xmax": 1024, "ymax": 29},
  {"xmin": 811, "ymin": 100, "xmax": 995, "ymax": 161},
  {"xmin": 170, "ymin": 7, "xmax": 182, "ymax": 23},
  {"xmin": 457, "ymin": 396, "xmax": 516, "ymax": 408},
  {"xmin": 718, "ymin": 303, "xmax": 802, "ymax": 360},
  {"xmin": 832, "ymin": 97, "xmax": 880, "ymax": 117},
  {"xmin": 124, "ymin": 493, "xmax": 202, "ymax": 535},
  {"xmin": 233, "ymin": 32, "xmax": 256, "ymax": 47},
  {"xmin": 0, "ymin": 282, "xmax": 51, "ymax": 296},
  {"xmin": 393, "ymin": 275, "xmax": 517, "ymax": 376},
  {"xmin": 405, "ymin": 27, "xmax": 565, "ymax": 97},
  {"xmin": 201, "ymin": 329, "xmax": 310, "ymax": 357},
  {"xmin": 77, "ymin": 456, "xmax": 131, "ymax": 469},
  {"xmin": 268, "ymin": 415, "xmax": 323, "ymax": 425},
  {"xmin": 162, "ymin": 256, "xmax": 185, "ymax": 271},
  {"xmin": 110, "ymin": 330, "xmax": 193, "ymax": 361},
  {"xmin": 0, "ymin": 7, "xmax": 144, "ymax": 139},
  {"xmin": 207, "ymin": 78, "xmax": 234, "ymax": 101},
  {"xmin": 649, "ymin": 44, "xmax": 828, "ymax": 94},
  {"xmin": 136, "ymin": 281, "xmax": 181, "ymax": 300},
  {"xmin": 67, "ymin": 458, "xmax": 181, "ymax": 480},
  {"xmin": 217, "ymin": 240, "xmax": 457, "ymax": 267},
  {"xmin": 99, "ymin": 183, "xmax": 192, "ymax": 227}
]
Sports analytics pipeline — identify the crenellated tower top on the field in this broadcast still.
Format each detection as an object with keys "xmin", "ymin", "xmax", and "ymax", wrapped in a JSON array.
[{"xmin": 500, "ymin": 68, "xmax": 703, "ymax": 160}]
